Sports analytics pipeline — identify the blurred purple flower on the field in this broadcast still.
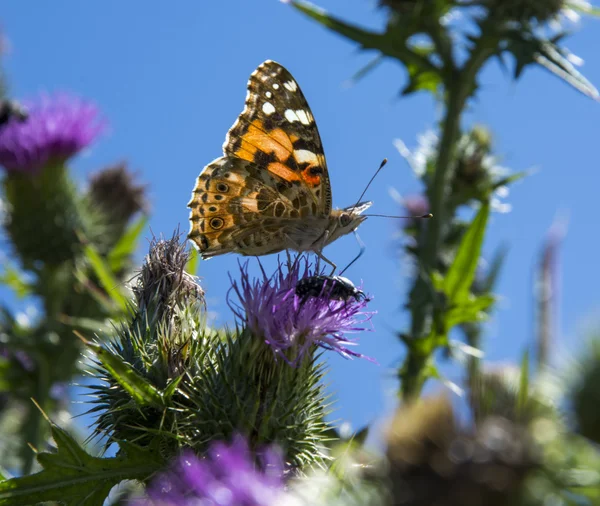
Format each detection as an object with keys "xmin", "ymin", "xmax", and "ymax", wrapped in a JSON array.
[
  {"xmin": 0, "ymin": 94, "xmax": 105, "ymax": 174},
  {"xmin": 228, "ymin": 256, "xmax": 374, "ymax": 366},
  {"xmin": 0, "ymin": 345, "xmax": 34, "ymax": 372},
  {"xmin": 401, "ymin": 194, "xmax": 430, "ymax": 233},
  {"xmin": 403, "ymin": 194, "xmax": 430, "ymax": 217},
  {"xmin": 138, "ymin": 436, "xmax": 284, "ymax": 506}
]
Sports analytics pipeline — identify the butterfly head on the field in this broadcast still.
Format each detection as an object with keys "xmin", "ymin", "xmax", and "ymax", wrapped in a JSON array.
[{"xmin": 325, "ymin": 201, "xmax": 372, "ymax": 245}]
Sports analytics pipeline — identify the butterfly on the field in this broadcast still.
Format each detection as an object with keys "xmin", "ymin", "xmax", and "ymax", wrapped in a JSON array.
[{"xmin": 187, "ymin": 60, "xmax": 372, "ymax": 272}]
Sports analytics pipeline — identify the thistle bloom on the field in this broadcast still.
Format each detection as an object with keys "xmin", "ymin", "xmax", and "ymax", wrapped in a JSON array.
[
  {"xmin": 0, "ymin": 94, "xmax": 105, "ymax": 174},
  {"xmin": 402, "ymin": 194, "xmax": 430, "ymax": 229},
  {"xmin": 139, "ymin": 436, "xmax": 284, "ymax": 506},
  {"xmin": 228, "ymin": 256, "xmax": 374, "ymax": 365}
]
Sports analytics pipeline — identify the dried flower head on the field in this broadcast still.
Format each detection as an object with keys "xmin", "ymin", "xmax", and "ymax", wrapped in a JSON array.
[
  {"xmin": 228, "ymin": 256, "xmax": 374, "ymax": 366},
  {"xmin": 134, "ymin": 234, "xmax": 205, "ymax": 323},
  {"xmin": 89, "ymin": 162, "xmax": 148, "ymax": 224},
  {"xmin": 138, "ymin": 436, "xmax": 284, "ymax": 506},
  {"xmin": 0, "ymin": 93, "xmax": 105, "ymax": 174}
]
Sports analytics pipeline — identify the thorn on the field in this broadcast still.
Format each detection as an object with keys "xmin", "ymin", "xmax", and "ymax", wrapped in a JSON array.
[
  {"xmin": 30, "ymin": 398, "xmax": 51, "ymax": 423},
  {"xmin": 73, "ymin": 329, "xmax": 89, "ymax": 345}
]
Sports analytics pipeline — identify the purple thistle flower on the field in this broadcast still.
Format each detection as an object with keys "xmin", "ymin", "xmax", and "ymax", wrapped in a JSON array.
[
  {"xmin": 138, "ymin": 436, "xmax": 284, "ymax": 506},
  {"xmin": 228, "ymin": 256, "xmax": 374, "ymax": 366},
  {"xmin": 403, "ymin": 194, "xmax": 429, "ymax": 217},
  {"xmin": 400, "ymin": 194, "xmax": 430, "ymax": 234},
  {"xmin": 0, "ymin": 93, "xmax": 105, "ymax": 174}
]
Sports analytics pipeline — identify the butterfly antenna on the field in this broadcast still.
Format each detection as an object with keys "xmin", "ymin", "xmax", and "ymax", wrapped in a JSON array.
[
  {"xmin": 352, "ymin": 158, "xmax": 388, "ymax": 210},
  {"xmin": 339, "ymin": 231, "xmax": 366, "ymax": 276},
  {"xmin": 366, "ymin": 213, "xmax": 433, "ymax": 219}
]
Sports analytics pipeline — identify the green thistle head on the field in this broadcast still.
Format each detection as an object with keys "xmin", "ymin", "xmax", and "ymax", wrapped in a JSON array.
[{"xmin": 87, "ymin": 239, "xmax": 375, "ymax": 472}]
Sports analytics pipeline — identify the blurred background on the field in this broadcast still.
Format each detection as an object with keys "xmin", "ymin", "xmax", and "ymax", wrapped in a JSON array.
[{"xmin": 1, "ymin": 0, "xmax": 599, "ymax": 438}]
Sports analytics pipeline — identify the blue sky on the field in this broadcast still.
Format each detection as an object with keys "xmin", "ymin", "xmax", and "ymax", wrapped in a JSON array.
[{"xmin": 2, "ymin": 1, "xmax": 600, "ymax": 437}]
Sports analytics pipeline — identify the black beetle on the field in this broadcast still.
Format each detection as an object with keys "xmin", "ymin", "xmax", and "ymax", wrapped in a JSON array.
[{"xmin": 295, "ymin": 275, "xmax": 369, "ymax": 302}]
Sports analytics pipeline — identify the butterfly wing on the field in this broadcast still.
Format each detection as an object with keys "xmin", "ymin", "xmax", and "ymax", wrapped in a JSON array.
[
  {"xmin": 223, "ymin": 60, "xmax": 332, "ymax": 216},
  {"xmin": 188, "ymin": 156, "xmax": 326, "ymax": 257}
]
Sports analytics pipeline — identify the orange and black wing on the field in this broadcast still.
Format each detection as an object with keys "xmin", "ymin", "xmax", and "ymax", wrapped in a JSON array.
[
  {"xmin": 188, "ymin": 156, "xmax": 317, "ymax": 257},
  {"xmin": 223, "ymin": 60, "xmax": 332, "ymax": 216}
]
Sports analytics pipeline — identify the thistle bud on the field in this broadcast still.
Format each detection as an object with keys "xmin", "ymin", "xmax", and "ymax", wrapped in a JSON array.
[
  {"xmin": 483, "ymin": 0, "xmax": 565, "ymax": 24},
  {"xmin": 88, "ymin": 163, "xmax": 147, "ymax": 251},
  {"xmin": 90, "ymin": 235, "xmax": 206, "ymax": 451}
]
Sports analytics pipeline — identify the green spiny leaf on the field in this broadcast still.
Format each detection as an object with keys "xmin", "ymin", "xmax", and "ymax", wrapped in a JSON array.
[
  {"xmin": 491, "ymin": 170, "xmax": 529, "ymax": 191},
  {"xmin": 290, "ymin": 0, "xmax": 387, "ymax": 50},
  {"xmin": 107, "ymin": 215, "xmax": 148, "ymax": 272},
  {"xmin": 402, "ymin": 57, "xmax": 443, "ymax": 96},
  {"xmin": 185, "ymin": 246, "xmax": 199, "ymax": 275},
  {"xmin": 85, "ymin": 339, "xmax": 165, "ymax": 408},
  {"xmin": 84, "ymin": 243, "xmax": 129, "ymax": 312},
  {"xmin": 443, "ymin": 202, "xmax": 490, "ymax": 302},
  {"xmin": 288, "ymin": 0, "xmax": 442, "ymax": 90},
  {"xmin": 431, "ymin": 271, "xmax": 445, "ymax": 291},
  {"xmin": 504, "ymin": 30, "xmax": 599, "ymax": 100},
  {"xmin": 71, "ymin": 268, "xmax": 120, "ymax": 316},
  {"xmin": 446, "ymin": 294, "xmax": 495, "ymax": 327},
  {"xmin": 0, "ymin": 423, "xmax": 162, "ymax": 506},
  {"xmin": 349, "ymin": 55, "xmax": 384, "ymax": 84},
  {"xmin": 534, "ymin": 39, "xmax": 599, "ymax": 101},
  {"xmin": 567, "ymin": 1, "xmax": 600, "ymax": 17},
  {"xmin": 162, "ymin": 376, "xmax": 183, "ymax": 402}
]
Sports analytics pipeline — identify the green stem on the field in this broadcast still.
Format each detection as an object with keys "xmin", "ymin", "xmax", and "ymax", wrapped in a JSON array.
[
  {"xmin": 464, "ymin": 323, "xmax": 482, "ymax": 412},
  {"xmin": 20, "ymin": 355, "xmax": 51, "ymax": 475},
  {"xmin": 400, "ymin": 31, "xmax": 497, "ymax": 401},
  {"xmin": 426, "ymin": 20, "xmax": 455, "ymax": 72}
]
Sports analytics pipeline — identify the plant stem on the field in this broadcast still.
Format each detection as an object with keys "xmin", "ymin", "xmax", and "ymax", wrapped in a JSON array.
[
  {"xmin": 400, "ymin": 32, "xmax": 497, "ymax": 401},
  {"xmin": 20, "ymin": 355, "xmax": 50, "ymax": 475}
]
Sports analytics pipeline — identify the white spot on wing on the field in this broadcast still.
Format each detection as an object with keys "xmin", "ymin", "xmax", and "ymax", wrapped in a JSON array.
[
  {"xmin": 284, "ymin": 80, "xmax": 298, "ymax": 92},
  {"xmin": 239, "ymin": 197, "xmax": 259, "ymax": 212},
  {"xmin": 296, "ymin": 109, "xmax": 310, "ymax": 125},
  {"xmin": 224, "ymin": 172, "xmax": 245, "ymax": 184},
  {"xmin": 294, "ymin": 149, "xmax": 318, "ymax": 164},
  {"xmin": 285, "ymin": 109, "xmax": 299, "ymax": 123},
  {"xmin": 273, "ymin": 83, "xmax": 280, "ymax": 90},
  {"xmin": 262, "ymin": 102, "xmax": 276, "ymax": 115},
  {"xmin": 265, "ymin": 91, "xmax": 272, "ymax": 98}
]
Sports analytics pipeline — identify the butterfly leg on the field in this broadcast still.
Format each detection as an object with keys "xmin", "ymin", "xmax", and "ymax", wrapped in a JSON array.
[
  {"xmin": 311, "ymin": 230, "xmax": 337, "ymax": 274},
  {"xmin": 316, "ymin": 251, "xmax": 337, "ymax": 275}
]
